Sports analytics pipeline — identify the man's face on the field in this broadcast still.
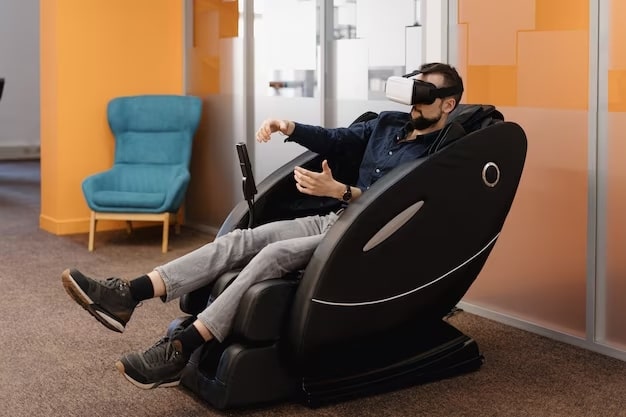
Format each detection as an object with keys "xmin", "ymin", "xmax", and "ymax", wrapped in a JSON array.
[{"xmin": 409, "ymin": 73, "xmax": 451, "ymax": 133}]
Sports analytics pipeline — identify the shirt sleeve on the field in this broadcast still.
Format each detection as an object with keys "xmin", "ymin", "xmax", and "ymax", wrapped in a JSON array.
[{"xmin": 285, "ymin": 120, "xmax": 373, "ymax": 159}]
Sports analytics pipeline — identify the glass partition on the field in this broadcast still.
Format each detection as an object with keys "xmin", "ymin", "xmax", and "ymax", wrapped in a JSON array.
[
  {"xmin": 328, "ymin": 0, "xmax": 417, "ymax": 127},
  {"xmin": 252, "ymin": 0, "xmax": 322, "ymax": 181},
  {"xmin": 185, "ymin": 0, "xmax": 245, "ymax": 226},
  {"xmin": 184, "ymin": 0, "xmax": 626, "ymax": 359},
  {"xmin": 455, "ymin": 0, "xmax": 590, "ymax": 338},
  {"xmin": 603, "ymin": 0, "xmax": 626, "ymax": 350}
]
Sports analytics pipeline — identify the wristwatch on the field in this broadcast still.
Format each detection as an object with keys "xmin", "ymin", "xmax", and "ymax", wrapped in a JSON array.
[{"xmin": 341, "ymin": 184, "xmax": 352, "ymax": 202}]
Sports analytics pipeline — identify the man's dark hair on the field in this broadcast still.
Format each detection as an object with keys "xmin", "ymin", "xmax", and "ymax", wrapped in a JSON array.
[{"xmin": 418, "ymin": 62, "xmax": 464, "ymax": 108}]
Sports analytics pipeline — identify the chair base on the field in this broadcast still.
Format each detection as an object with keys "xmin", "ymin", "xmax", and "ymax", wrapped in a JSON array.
[
  {"xmin": 179, "ymin": 319, "xmax": 483, "ymax": 410},
  {"xmin": 88, "ymin": 209, "xmax": 183, "ymax": 253},
  {"xmin": 299, "ymin": 319, "xmax": 483, "ymax": 407}
]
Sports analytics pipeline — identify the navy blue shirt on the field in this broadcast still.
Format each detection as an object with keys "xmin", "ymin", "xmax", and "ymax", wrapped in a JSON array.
[{"xmin": 287, "ymin": 111, "xmax": 441, "ymax": 191}]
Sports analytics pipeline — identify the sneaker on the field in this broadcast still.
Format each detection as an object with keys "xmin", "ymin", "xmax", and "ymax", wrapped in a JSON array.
[
  {"xmin": 115, "ymin": 337, "xmax": 188, "ymax": 389},
  {"xmin": 61, "ymin": 268, "xmax": 138, "ymax": 333}
]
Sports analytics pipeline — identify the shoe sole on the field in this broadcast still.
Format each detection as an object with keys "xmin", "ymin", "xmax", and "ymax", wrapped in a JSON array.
[
  {"xmin": 115, "ymin": 360, "xmax": 181, "ymax": 389},
  {"xmin": 61, "ymin": 269, "xmax": 125, "ymax": 333}
]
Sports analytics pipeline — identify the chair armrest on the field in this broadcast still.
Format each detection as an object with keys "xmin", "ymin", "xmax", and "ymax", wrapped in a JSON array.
[
  {"xmin": 180, "ymin": 270, "xmax": 300, "ymax": 343},
  {"xmin": 81, "ymin": 170, "xmax": 117, "ymax": 211},
  {"xmin": 161, "ymin": 167, "xmax": 191, "ymax": 212}
]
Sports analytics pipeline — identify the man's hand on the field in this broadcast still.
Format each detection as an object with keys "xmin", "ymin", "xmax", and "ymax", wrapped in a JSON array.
[
  {"xmin": 294, "ymin": 160, "xmax": 345, "ymax": 199},
  {"xmin": 256, "ymin": 119, "xmax": 295, "ymax": 142}
]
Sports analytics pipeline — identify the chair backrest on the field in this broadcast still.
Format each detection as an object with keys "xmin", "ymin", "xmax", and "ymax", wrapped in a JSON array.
[
  {"xmin": 426, "ymin": 103, "xmax": 505, "ymax": 156},
  {"xmin": 107, "ymin": 95, "xmax": 202, "ymax": 167}
]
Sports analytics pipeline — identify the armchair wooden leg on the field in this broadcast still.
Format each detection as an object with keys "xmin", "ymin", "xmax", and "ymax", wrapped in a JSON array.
[
  {"xmin": 175, "ymin": 206, "xmax": 184, "ymax": 234},
  {"xmin": 88, "ymin": 211, "xmax": 96, "ymax": 252},
  {"xmin": 175, "ymin": 207, "xmax": 185, "ymax": 235},
  {"xmin": 162, "ymin": 214, "xmax": 170, "ymax": 253}
]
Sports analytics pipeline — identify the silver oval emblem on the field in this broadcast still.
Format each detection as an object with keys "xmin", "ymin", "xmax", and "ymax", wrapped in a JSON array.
[{"xmin": 482, "ymin": 162, "xmax": 500, "ymax": 187}]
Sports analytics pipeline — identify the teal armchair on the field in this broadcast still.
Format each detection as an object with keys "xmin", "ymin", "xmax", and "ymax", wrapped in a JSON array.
[{"xmin": 82, "ymin": 94, "xmax": 202, "ymax": 252}]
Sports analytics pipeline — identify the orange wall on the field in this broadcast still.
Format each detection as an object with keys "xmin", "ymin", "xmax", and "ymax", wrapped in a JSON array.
[{"xmin": 39, "ymin": 0, "xmax": 184, "ymax": 235}]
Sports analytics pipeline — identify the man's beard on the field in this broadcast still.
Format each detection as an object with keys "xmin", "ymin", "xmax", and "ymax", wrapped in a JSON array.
[{"xmin": 410, "ymin": 108, "xmax": 443, "ymax": 131}]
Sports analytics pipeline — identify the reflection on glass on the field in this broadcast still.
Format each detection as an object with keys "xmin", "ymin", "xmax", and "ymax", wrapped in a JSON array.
[
  {"xmin": 268, "ymin": 70, "xmax": 317, "ymax": 97},
  {"xmin": 333, "ymin": 0, "xmax": 421, "ymax": 101},
  {"xmin": 257, "ymin": 0, "xmax": 319, "ymax": 98},
  {"xmin": 368, "ymin": 68, "xmax": 405, "ymax": 100}
]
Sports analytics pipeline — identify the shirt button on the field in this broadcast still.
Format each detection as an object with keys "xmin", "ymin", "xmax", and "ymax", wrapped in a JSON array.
[
  {"xmin": 388, "ymin": 151, "xmax": 393, "ymax": 155},
  {"xmin": 375, "ymin": 168, "xmax": 380, "ymax": 173}
]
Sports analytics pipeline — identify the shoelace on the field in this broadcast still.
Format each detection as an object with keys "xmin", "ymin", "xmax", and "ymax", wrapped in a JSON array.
[
  {"xmin": 103, "ymin": 277, "xmax": 129, "ymax": 290},
  {"xmin": 101, "ymin": 277, "xmax": 142, "ymax": 308},
  {"xmin": 141, "ymin": 337, "xmax": 181, "ymax": 366}
]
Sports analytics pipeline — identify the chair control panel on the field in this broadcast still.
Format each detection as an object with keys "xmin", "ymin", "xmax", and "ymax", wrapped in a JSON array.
[{"xmin": 236, "ymin": 142, "xmax": 257, "ymax": 201}]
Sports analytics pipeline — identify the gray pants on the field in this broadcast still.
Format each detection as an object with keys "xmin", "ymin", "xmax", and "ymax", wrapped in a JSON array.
[{"xmin": 155, "ymin": 212, "xmax": 339, "ymax": 342}]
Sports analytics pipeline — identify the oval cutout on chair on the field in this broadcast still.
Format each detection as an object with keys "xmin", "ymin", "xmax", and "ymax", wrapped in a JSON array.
[{"xmin": 362, "ymin": 200, "xmax": 424, "ymax": 252}]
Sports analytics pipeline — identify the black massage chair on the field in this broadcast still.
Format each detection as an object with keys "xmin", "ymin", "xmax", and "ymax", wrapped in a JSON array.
[{"xmin": 169, "ymin": 104, "xmax": 527, "ymax": 409}]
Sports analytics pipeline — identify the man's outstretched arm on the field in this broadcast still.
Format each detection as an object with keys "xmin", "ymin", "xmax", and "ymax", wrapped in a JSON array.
[{"xmin": 255, "ymin": 118, "xmax": 362, "ymax": 203}]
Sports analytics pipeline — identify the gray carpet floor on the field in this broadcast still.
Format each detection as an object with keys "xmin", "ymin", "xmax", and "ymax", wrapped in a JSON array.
[{"xmin": 2, "ymin": 160, "xmax": 626, "ymax": 417}]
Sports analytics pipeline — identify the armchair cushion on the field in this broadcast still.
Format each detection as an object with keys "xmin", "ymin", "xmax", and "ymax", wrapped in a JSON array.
[
  {"xmin": 83, "ymin": 164, "xmax": 191, "ymax": 212},
  {"xmin": 92, "ymin": 191, "xmax": 165, "ymax": 209}
]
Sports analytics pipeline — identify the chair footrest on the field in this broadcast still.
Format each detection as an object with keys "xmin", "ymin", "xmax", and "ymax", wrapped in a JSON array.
[{"xmin": 181, "ymin": 342, "xmax": 298, "ymax": 410}]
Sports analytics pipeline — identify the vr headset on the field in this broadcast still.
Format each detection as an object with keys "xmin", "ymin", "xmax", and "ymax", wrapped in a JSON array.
[{"xmin": 385, "ymin": 70, "xmax": 463, "ymax": 105}]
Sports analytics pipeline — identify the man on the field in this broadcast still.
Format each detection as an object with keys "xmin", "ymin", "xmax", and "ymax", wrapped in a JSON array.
[{"xmin": 62, "ymin": 62, "xmax": 464, "ymax": 389}]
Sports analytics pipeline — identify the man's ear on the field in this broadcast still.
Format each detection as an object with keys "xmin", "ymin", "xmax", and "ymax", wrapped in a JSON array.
[{"xmin": 443, "ymin": 97, "xmax": 456, "ymax": 114}]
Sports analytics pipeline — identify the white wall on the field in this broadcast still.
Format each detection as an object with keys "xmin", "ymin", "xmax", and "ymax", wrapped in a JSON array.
[{"xmin": 0, "ymin": 0, "xmax": 40, "ymax": 159}]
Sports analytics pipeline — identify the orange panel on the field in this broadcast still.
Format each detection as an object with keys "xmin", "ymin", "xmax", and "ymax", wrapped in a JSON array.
[
  {"xmin": 458, "ymin": 0, "xmax": 535, "ymax": 66},
  {"xmin": 609, "ymin": 0, "xmax": 626, "ymax": 69},
  {"xmin": 609, "ymin": 70, "xmax": 626, "ymax": 112},
  {"xmin": 535, "ymin": 0, "xmax": 588, "ymax": 31},
  {"xmin": 192, "ymin": 1, "xmax": 221, "ymax": 95},
  {"xmin": 219, "ymin": 0, "xmax": 239, "ymax": 38},
  {"xmin": 466, "ymin": 65, "xmax": 517, "ymax": 106},
  {"xmin": 517, "ymin": 30, "xmax": 588, "ymax": 109},
  {"xmin": 609, "ymin": 0, "xmax": 626, "ymax": 112}
]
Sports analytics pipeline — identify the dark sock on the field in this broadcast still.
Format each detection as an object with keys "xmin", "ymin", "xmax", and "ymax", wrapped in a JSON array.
[
  {"xmin": 128, "ymin": 275, "xmax": 154, "ymax": 302},
  {"xmin": 173, "ymin": 324, "xmax": 207, "ymax": 357}
]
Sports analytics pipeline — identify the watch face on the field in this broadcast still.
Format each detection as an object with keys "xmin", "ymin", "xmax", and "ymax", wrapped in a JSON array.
[{"xmin": 342, "ymin": 187, "xmax": 351, "ymax": 202}]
